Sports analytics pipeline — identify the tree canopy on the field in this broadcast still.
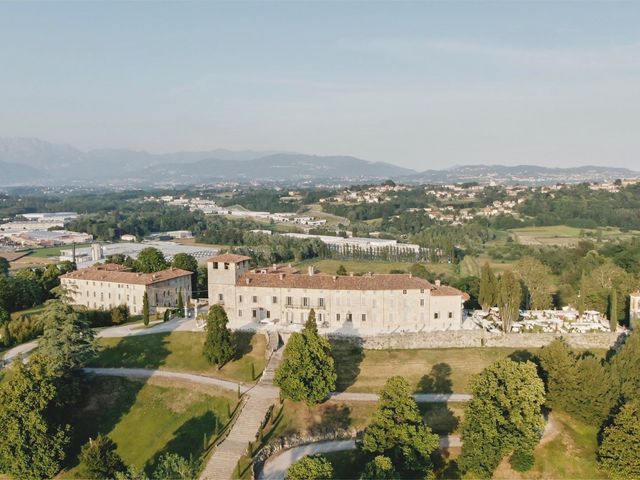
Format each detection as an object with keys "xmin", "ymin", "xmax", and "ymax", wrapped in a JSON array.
[
  {"xmin": 361, "ymin": 376, "xmax": 440, "ymax": 476},
  {"xmin": 275, "ymin": 309, "xmax": 336, "ymax": 405},
  {"xmin": 285, "ymin": 454, "xmax": 333, "ymax": 480},
  {"xmin": 203, "ymin": 304, "xmax": 235, "ymax": 367}
]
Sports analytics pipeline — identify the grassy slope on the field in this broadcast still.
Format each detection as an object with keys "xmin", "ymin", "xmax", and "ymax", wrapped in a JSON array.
[
  {"xmin": 62, "ymin": 376, "xmax": 237, "ymax": 477},
  {"xmin": 88, "ymin": 331, "xmax": 267, "ymax": 383}
]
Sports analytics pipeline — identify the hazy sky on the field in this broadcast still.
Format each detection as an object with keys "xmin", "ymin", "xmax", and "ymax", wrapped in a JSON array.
[{"xmin": 1, "ymin": 1, "xmax": 640, "ymax": 169}]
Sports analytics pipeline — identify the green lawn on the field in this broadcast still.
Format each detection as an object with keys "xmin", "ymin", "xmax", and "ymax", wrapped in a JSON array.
[
  {"xmin": 27, "ymin": 243, "xmax": 93, "ymax": 258},
  {"xmin": 62, "ymin": 376, "xmax": 237, "ymax": 477},
  {"xmin": 88, "ymin": 330, "xmax": 267, "ymax": 383},
  {"xmin": 10, "ymin": 303, "xmax": 48, "ymax": 321},
  {"xmin": 459, "ymin": 256, "xmax": 480, "ymax": 277},
  {"xmin": 520, "ymin": 412, "xmax": 606, "ymax": 480}
]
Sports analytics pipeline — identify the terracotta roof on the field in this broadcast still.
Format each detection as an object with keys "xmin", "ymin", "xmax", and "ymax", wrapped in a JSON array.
[
  {"xmin": 431, "ymin": 285, "xmax": 470, "ymax": 301},
  {"xmin": 60, "ymin": 266, "xmax": 192, "ymax": 286},
  {"xmin": 236, "ymin": 271, "xmax": 436, "ymax": 291},
  {"xmin": 207, "ymin": 253, "xmax": 251, "ymax": 264}
]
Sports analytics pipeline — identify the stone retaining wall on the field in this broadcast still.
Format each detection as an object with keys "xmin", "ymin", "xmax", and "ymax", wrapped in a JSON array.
[{"xmin": 329, "ymin": 330, "xmax": 627, "ymax": 350}]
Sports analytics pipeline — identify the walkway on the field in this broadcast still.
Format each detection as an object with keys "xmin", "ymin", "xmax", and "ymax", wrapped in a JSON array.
[
  {"xmin": 258, "ymin": 435, "xmax": 462, "ymax": 480},
  {"xmin": 199, "ymin": 347, "xmax": 283, "ymax": 480}
]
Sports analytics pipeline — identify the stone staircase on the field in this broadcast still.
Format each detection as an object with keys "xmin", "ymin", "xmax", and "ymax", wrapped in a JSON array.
[{"xmin": 200, "ymin": 341, "xmax": 284, "ymax": 480}]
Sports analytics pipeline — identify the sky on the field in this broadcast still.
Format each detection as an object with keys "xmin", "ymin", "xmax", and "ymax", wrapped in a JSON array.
[{"xmin": 1, "ymin": 1, "xmax": 640, "ymax": 170}]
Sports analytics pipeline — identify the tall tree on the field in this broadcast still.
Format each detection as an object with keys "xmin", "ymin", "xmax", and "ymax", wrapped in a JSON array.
[
  {"xmin": 275, "ymin": 309, "xmax": 336, "ymax": 405},
  {"xmin": 610, "ymin": 331, "xmax": 640, "ymax": 402},
  {"xmin": 537, "ymin": 338, "xmax": 578, "ymax": 411},
  {"xmin": 0, "ymin": 256, "xmax": 9, "ymax": 276},
  {"xmin": 361, "ymin": 376, "xmax": 439, "ymax": 476},
  {"xmin": 203, "ymin": 304, "xmax": 235, "ymax": 367},
  {"xmin": 514, "ymin": 256, "xmax": 553, "ymax": 310},
  {"xmin": 459, "ymin": 359, "xmax": 545, "ymax": 479},
  {"xmin": 609, "ymin": 288, "xmax": 618, "ymax": 331},
  {"xmin": 360, "ymin": 455, "xmax": 399, "ymax": 480},
  {"xmin": 497, "ymin": 270, "xmax": 522, "ymax": 332},
  {"xmin": 142, "ymin": 291, "xmax": 150, "ymax": 326},
  {"xmin": 479, "ymin": 262, "xmax": 497, "ymax": 310},
  {"xmin": 135, "ymin": 247, "xmax": 168, "ymax": 273},
  {"xmin": 598, "ymin": 401, "xmax": 640, "ymax": 479},
  {"xmin": 176, "ymin": 288, "xmax": 185, "ymax": 317},
  {"xmin": 171, "ymin": 253, "xmax": 198, "ymax": 293},
  {"xmin": 0, "ymin": 356, "xmax": 70, "ymax": 479}
]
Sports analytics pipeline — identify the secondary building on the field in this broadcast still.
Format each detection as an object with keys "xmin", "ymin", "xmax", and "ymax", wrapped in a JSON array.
[
  {"xmin": 60, "ymin": 263, "xmax": 192, "ymax": 315},
  {"xmin": 207, "ymin": 253, "xmax": 469, "ymax": 334}
]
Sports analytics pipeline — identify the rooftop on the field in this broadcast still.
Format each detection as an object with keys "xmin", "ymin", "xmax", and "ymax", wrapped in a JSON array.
[
  {"xmin": 60, "ymin": 265, "xmax": 192, "ymax": 286},
  {"xmin": 208, "ymin": 253, "xmax": 252, "ymax": 264},
  {"xmin": 237, "ymin": 270, "xmax": 457, "ymax": 292}
]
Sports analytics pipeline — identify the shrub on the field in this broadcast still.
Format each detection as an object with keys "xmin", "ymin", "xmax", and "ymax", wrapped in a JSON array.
[{"xmin": 510, "ymin": 449, "xmax": 535, "ymax": 472}]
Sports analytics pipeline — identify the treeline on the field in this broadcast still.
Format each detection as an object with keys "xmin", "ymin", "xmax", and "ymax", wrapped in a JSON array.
[
  {"xmin": 67, "ymin": 205, "xmax": 208, "ymax": 241},
  {"xmin": 519, "ymin": 183, "xmax": 640, "ymax": 230}
]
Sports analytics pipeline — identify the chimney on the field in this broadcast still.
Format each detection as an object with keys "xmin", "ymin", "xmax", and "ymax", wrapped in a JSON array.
[
  {"xmin": 288, "ymin": 263, "xmax": 292, "ymax": 268},
  {"xmin": 272, "ymin": 263, "xmax": 277, "ymax": 271},
  {"xmin": 308, "ymin": 266, "xmax": 315, "ymax": 276},
  {"xmin": 246, "ymin": 278, "xmax": 251, "ymax": 285},
  {"xmin": 435, "ymin": 280, "xmax": 441, "ymax": 287},
  {"xmin": 409, "ymin": 273, "xmax": 412, "ymax": 278},
  {"xmin": 332, "ymin": 275, "xmax": 337, "ymax": 281},
  {"xmin": 350, "ymin": 272, "xmax": 354, "ymax": 277},
  {"xmin": 279, "ymin": 273, "xmax": 285, "ymax": 280}
]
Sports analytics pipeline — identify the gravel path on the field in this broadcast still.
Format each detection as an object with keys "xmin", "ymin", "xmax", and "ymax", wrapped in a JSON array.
[{"xmin": 258, "ymin": 435, "xmax": 462, "ymax": 480}]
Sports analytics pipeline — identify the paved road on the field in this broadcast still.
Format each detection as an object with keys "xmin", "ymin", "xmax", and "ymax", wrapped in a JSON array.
[
  {"xmin": 258, "ymin": 435, "xmax": 463, "ymax": 480},
  {"xmin": 330, "ymin": 392, "xmax": 473, "ymax": 403},
  {"xmin": 84, "ymin": 367, "xmax": 251, "ymax": 394}
]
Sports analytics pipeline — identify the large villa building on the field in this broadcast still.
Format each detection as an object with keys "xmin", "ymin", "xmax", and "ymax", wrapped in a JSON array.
[
  {"xmin": 60, "ymin": 263, "xmax": 192, "ymax": 315},
  {"xmin": 207, "ymin": 253, "xmax": 469, "ymax": 334}
]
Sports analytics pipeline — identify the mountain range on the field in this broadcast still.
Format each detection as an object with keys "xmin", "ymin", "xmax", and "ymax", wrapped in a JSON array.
[{"xmin": 0, "ymin": 137, "xmax": 637, "ymax": 186}]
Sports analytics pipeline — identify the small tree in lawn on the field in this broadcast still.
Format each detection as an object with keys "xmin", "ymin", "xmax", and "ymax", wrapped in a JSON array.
[
  {"xmin": 275, "ymin": 309, "xmax": 336, "ymax": 405},
  {"xmin": 336, "ymin": 264, "xmax": 347, "ymax": 276},
  {"xmin": 79, "ymin": 434, "xmax": 126, "ymax": 479},
  {"xmin": 142, "ymin": 291, "xmax": 150, "ymax": 326},
  {"xmin": 203, "ymin": 304, "xmax": 235, "ymax": 367},
  {"xmin": 285, "ymin": 454, "xmax": 333, "ymax": 480},
  {"xmin": 598, "ymin": 401, "xmax": 640, "ymax": 479},
  {"xmin": 361, "ymin": 376, "xmax": 439, "ymax": 476}
]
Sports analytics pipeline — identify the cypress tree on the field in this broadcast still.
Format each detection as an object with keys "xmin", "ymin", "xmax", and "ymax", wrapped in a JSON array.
[
  {"xmin": 142, "ymin": 291, "xmax": 149, "ymax": 326},
  {"xmin": 479, "ymin": 262, "xmax": 497, "ymax": 310},
  {"xmin": 609, "ymin": 288, "xmax": 618, "ymax": 331},
  {"xmin": 497, "ymin": 271, "xmax": 522, "ymax": 332},
  {"xmin": 176, "ymin": 288, "xmax": 185, "ymax": 317},
  {"xmin": 203, "ymin": 304, "xmax": 235, "ymax": 367}
]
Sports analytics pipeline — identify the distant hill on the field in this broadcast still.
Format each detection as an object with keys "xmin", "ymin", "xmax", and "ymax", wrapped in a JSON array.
[{"xmin": 0, "ymin": 137, "xmax": 637, "ymax": 186}]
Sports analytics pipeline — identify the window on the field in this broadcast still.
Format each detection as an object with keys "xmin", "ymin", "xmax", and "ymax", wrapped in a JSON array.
[
  {"xmin": 286, "ymin": 296, "xmax": 293, "ymax": 306},
  {"xmin": 346, "ymin": 313, "xmax": 353, "ymax": 322},
  {"xmin": 272, "ymin": 296, "xmax": 278, "ymax": 304},
  {"xmin": 336, "ymin": 314, "xmax": 341, "ymax": 321},
  {"xmin": 420, "ymin": 299, "xmax": 425, "ymax": 306},
  {"xmin": 224, "ymin": 263, "xmax": 229, "ymax": 270},
  {"xmin": 318, "ymin": 297, "xmax": 325, "ymax": 308},
  {"xmin": 252, "ymin": 296, "xmax": 258, "ymax": 303},
  {"xmin": 434, "ymin": 312, "xmax": 439, "ymax": 319},
  {"xmin": 238, "ymin": 295, "xmax": 243, "ymax": 303},
  {"xmin": 302, "ymin": 297, "xmax": 309, "ymax": 307},
  {"xmin": 252, "ymin": 310, "xmax": 257, "ymax": 318},
  {"xmin": 218, "ymin": 293, "xmax": 224, "ymax": 302},
  {"xmin": 420, "ymin": 289, "xmax": 424, "ymax": 293},
  {"xmin": 266, "ymin": 311, "xmax": 271, "ymax": 319},
  {"xmin": 361, "ymin": 314, "xmax": 366, "ymax": 322},
  {"xmin": 403, "ymin": 289, "xmax": 407, "ymax": 294},
  {"xmin": 448, "ymin": 312, "xmax": 453, "ymax": 319},
  {"xmin": 213, "ymin": 262, "xmax": 218, "ymax": 269},
  {"xmin": 238, "ymin": 310, "xmax": 242, "ymax": 317}
]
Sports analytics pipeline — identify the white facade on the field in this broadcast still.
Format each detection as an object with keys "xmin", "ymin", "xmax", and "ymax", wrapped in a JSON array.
[
  {"xmin": 61, "ymin": 265, "xmax": 192, "ymax": 315},
  {"xmin": 207, "ymin": 254, "xmax": 467, "ymax": 335},
  {"xmin": 630, "ymin": 292, "xmax": 640, "ymax": 330}
]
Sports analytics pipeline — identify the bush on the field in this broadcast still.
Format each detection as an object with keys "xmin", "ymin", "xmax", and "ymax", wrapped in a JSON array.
[
  {"xmin": 152, "ymin": 453, "xmax": 196, "ymax": 480},
  {"xmin": 510, "ymin": 449, "xmax": 535, "ymax": 472},
  {"xmin": 78, "ymin": 435, "xmax": 126, "ymax": 479},
  {"xmin": 286, "ymin": 454, "xmax": 333, "ymax": 480},
  {"xmin": 110, "ymin": 305, "xmax": 129, "ymax": 325}
]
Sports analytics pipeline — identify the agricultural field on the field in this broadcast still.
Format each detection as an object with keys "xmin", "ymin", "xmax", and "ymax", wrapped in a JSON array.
[
  {"xmin": 88, "ymin": 331, "xmax": 267, "ymax": 383},
  {"xmin": 62, "ymin": 376, "xmax": 237, "ymax": 477},
  {"xmin": 509, "ymin": 225, "xmax": 635, "ymax": 247}
]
